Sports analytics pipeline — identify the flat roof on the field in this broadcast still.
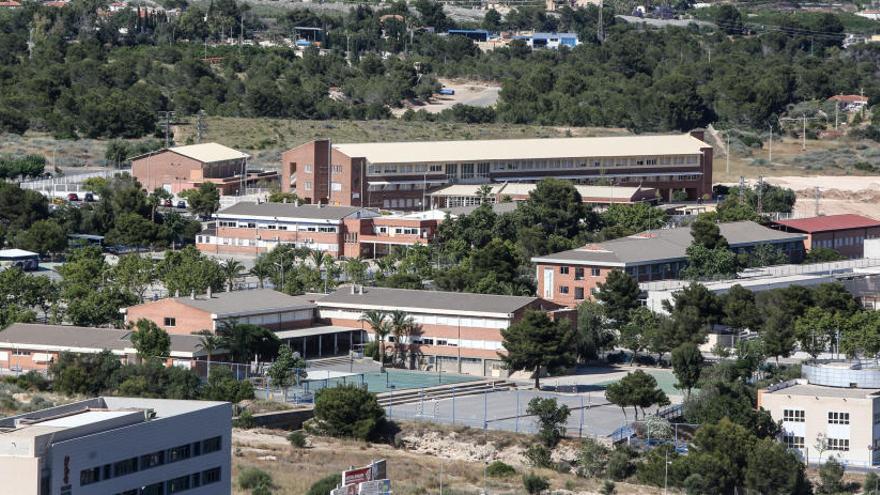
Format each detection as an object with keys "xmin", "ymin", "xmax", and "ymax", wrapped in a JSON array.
[
  {"xmin": 533, "ymin": 221, "xmax": 805, "ymax": 267},
  {"xmin": 332, "ymin": 134, "xmax": 708, "ymax": 164},
  {"xmin": 275, "ymin": 325, "xmax": 359, "ymax": 339},
  {"xmin": 317, "ymin": 286, "xmax": 550, "ymax": 317},
  {"xmin": 169, "ymin": 142, "xmax": 249, "ymax": 163},
  {"xmin": 39, "ymin": 410, "xmax": 136, "ymax": 428},
  {"xmin": 0, "ymin": 323, "xmax": 208, "ymax": 357},
  {"xmin": 429, "ymin": 183, "xmax": 649, "ymax": 201},
  {"xmin": 170, "ymin": 289, "xmax": 317, "ymax": 317},
  {"xmin": 216, "ymin": 202, "xmax": 378, "ymax": 222},
  {"xmin": 774, "ymin": 214, "xmax": 880, "ymax": 233},
  {"xmin": 765, "ymin": 382, "xmax": 880, "ymax": 399},
  {"xmin": 0, "ymin": 249, "xmax": 38, "ymax": 258}
]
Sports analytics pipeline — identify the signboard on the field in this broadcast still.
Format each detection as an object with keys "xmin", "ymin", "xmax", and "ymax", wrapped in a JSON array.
[
  {"xmin": 342, "ymin": 459, "xmax": 386, "ymax": 486},
  {"xmin": 358, "ymin": 479, "xmax": 391, "ymax": 495},
  {"xmin": 332, "ymin": 460, "xmax": 390, "ymax": 495}
]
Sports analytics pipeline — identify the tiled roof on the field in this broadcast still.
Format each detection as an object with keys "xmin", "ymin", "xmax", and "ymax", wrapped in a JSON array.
[{"xmin": 774, "ymin": 214, "xmax": 880, "ymax": 233}]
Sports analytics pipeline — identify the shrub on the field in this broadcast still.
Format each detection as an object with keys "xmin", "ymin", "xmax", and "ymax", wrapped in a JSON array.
[
  {"xmin": 578, "ymin": 437, "xmax": 609, "ymax": 478},
  {"xmin": 606, "ymin": 447, "xmax": 635, "ymax": 481},
  {"xmin": 600, "ymin": 480, "xmax": 616, "ymax": 495},
  {"xmin": 288, "ymin": 431, "xmax": 307, "ymax": 448},
  {"xmin": 525, "ymin": 444, "xmax": 552, "ymax": 468},
  {"xmin": 522, "ymin": 473, "xmax": 550, "ymax": 494},
  {"xmin": 486, "ymin": 460, "xmax": 516, "ymax": 478},
  {"xmin": 313, "ymin": 385, "xmax": 386, "ymax": 441},
  {"xmin": 306, "ymin": 474, "xmax": 342, "ymax": 495},
  {"xmin": 526, "ymin": 397, "xmax": 570, "ymax": 448},
  {"xmin": 238, "ymin": 467, "xmax": 274, "ymax": 491},
  {"xmin": 818, "ymin": 457, "xmax": 844, "ymax": 494},
  {"xmin": 233, "ymin": 410, "xmax": 256, "ymax": 429}
]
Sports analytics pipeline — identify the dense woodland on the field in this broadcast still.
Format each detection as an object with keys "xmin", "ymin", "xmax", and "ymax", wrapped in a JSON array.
[{"xmin": 0, "ymin": 0, "xmax": 879, "ymax": 138}]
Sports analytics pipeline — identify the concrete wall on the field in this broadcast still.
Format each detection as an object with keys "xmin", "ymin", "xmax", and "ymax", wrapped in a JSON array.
[{"xmin": 126, "ymin": 299, "xmax": 214, "ymax": 335}]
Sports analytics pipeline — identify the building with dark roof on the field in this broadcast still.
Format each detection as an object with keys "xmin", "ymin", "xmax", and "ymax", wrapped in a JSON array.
[
  {"xmin": 123, "ymin": 288, "xmax": 319, "ymax": 335},
  {"xmin": 0, "ymin": 323, "xmax": 217, "ymax": 374},
  {"xmin": 196, "ymin": 202, "xmax": 439, "ymax": 258},
  {"xmin": 772, "ymin": 214, "xmax": 880, "ymax": 259},
  {"xmin": 532, "ymin": 221, "xmax": 806, "ymax": 306},
  {"xmin": 317, "ymin": 286, "xmax": 570, "ymax": 375}
]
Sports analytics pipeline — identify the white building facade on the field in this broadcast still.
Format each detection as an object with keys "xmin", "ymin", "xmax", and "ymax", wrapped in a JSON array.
[{"xmin": 0, "ymin": 397, "xmax": 231, "ymax": 495}]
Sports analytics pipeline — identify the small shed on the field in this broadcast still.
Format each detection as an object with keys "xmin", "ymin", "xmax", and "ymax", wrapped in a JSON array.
[{"xmin": 0, "ymin": 249, "xmax": 39, "ymax": 271}]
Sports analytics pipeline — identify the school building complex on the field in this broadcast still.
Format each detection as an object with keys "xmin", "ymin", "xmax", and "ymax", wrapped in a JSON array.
[
  {"xmin": 279, "ymin": 132, "xmax": 714, "ymax": 209},
  {"xmin": 195, "ymin": 202, "xmax": 438, "ymax": 258},
  {"xmin": 531, "ymin": 220, "xmax": 806, "ymax": 307},
  {"xmin": 428, "ymin": 183, "xmax": 658, "ymax": 209},
  {"xmin": 772, "ymin": 214, "xmax": 880, "ymax": 259},
  {"xmin": 0, "ymin": 397, "xmax": 231, "ymax": 495}
]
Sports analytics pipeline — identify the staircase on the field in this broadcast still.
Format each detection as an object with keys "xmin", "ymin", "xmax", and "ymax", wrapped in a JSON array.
[{"xmin": 377, "ymin": 380, "xmax": 517, "ymax": 407}]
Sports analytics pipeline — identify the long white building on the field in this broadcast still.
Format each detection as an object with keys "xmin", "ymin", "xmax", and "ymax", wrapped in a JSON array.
[{"xmin": 0, "ymin": 397, "xmax": 231, "ymax": 495}]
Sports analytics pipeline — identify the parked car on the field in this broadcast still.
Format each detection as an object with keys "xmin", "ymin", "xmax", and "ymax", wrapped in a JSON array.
[
  {"xmin": 438, "ymin": 87, "xmax": 455, "ymax": 96},
  {"xmin": 84, "ymin": 192, "xmax": 94, "ymax": 202},
  {"xmin": 176, "ymin": 200, "xmax": 187, "ymax": 209},
  {"xmin": 67, "ymin": 193, "xmax": 79, "ymax": 202},
  {"xmin": 163, "ymin": 199, "xmax": 173, "ymax": 207}
]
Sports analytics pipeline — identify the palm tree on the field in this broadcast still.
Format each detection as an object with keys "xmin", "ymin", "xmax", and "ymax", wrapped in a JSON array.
[
  {"xmin": 221, "ymin": 259, "xmax": 245, "ymax": 292},
  {"xmin": 361, "ymin": 310, "xmax": 389, "ymax": 370},
  {"xmin": 195, "ymin": 330, "xmax": 221, "ymax": 379},
  {"xmin": 344, "ymin": 257, "xmax": 367, "ymax": 285},
  {"xmin": 249, "ymin": 259, "xmax": 272, "ymax": 289},
  {"xmin": 388, "ymin": 310, "xmax": 414, "ymax": 367},
  {"xmin": 146, "ymin": 187, "xmax": 172, "ymax": 223}
]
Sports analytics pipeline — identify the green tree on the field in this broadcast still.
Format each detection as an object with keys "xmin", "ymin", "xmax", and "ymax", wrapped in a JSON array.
[
  {"xmin": 817, "ymin": 457, "xmax": 845, "ymax": 495},
  {"xmin": 595, "ymin": 270, "xmax": 640, "ymax": 327},
  {"xmin": 343, "ymin": 258, "xmax": 368, "ymax": 285},
  {"xmin": 605, "ymin": 370, "xmax": 669, "ymax": 419},
  {"xmin": 682, "ymin": 244, "xmax": 738, "ymax": 280},
  {"xmin": 13, "ymin": 219, "xmax": 68, "ymax": 257},
  {"xmin": 522, "ymin": 473, "xmax": 550, "ymax": 495},
  {"xmin": 267, "ymin": 346, "xmax": 305, "ymax": 402},
  {"xmin": 576, "ymin": 301, "xmax": 614, "ymax": 361},
  {"xmin": 181, "ymin": 182, "xmax": 220, "ymax": 218},
  {"xmin": 105, "ymin": 212, "xmax": 159, "ymax": 248},
  {"xmin": 600, "ymin": 203, "xmax": 668, "ymax": 234},
  {"xmin": 690, "ymin": 216, "xmax": 728, "ymax": 250},
  {"xmin": 794, "ymin": 306, "xmax": 845, "ymax": 358},
  {"xmin": 146, "ymin": 187, "xmax": 172, "ymax": 223},
  {"xmin": 619, "ymin": 307, "xmax": 657, "ymax": 363},
  {"xmin": 360, "ymin": 310, "xmax": 390, "ymax": 366},
  {"xmin": 721, "ymin": 284, "xmax": 760, "ymax": 333},
  {"xmin": 744, "ymin": 437, "xmax": 811, "ymax": 495},
  {"xmin": 671, "ymin": 343, "xmax": 703, "ymax": 398},
  {"xmin": 482, "ymin": 8, "xmax": 502, "ymax": 31},
  {"xmin": 49, "ymin": 350, "xmax": 122, "ymax": 396},
  {"xmin": 804, "ymin": 247, "xmax": 845, "ymax": 263},
  {"xmin": 312, "ymin": 385, "xmax": 386, "ymax": 440},
  {"xmin": 526, "ymin": 397, "xmax": 571, "ymax": 448},
  {"xmin": 714, "ymin": 4, "xmax": 743, "ymax": 35},
  {"xmin": 195, "ymin": 330, "xmax": 222, "ymax": 378},
  {"xmin": 221, "ymin": 258, "xmax": 245, "ymax": 292},
  {"xmin": 578, "ymin": 437, "xmax": 609, "ymax": 478},
  {"xmin": 158, "ymin": 246, "xmax": 224, "ymax": 296},
  {"xmin": 111, "ymin": 254, "xmax": 155, "ymax": 303},
  {"xmin": 306, "ymin": 474, "xmax": 341, "ymax": 495},
  {"xmin": 500, "ymin": 310, "xmax": 576, "ymax": 389},
  {"xmin": 131, "ymin": 318, "xmax": 171, "ymax": 361},
  {"xmin": 200, "ymin": 366, "xmax": 255, "ymax": 403},
  {"xmin": 216, "ymin": 321, "xmax": 280, "ymax": 363}
]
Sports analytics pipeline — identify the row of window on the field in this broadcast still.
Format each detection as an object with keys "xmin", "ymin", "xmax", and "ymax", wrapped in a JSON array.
[
  {"xmin": 782, "ymin": 409, "xmax": 850, "ymax": 425},
  {"xmin": 559, "ymin": 266, "xmax": 602, "ymax": 279},
  {"xmin": 374, "ymin": 226, "xmax": 422, "ymax": 236},
  {"xmin": 783, "ymin": 435, "xmax": 849, "ymax": 452},
  {"xmin": 114, "ymin": 467, "xmax": 222, "ymax": 495},
  {"xmin": 813, "ymin": 235, "xmax": 877, "ymax": 250},
  {"xmin": 366, "ymin": 156, "xmax": 701, "ymax": 176},
  {"xmin": 81, "ymin": 437, "xmax": 222, "ymax": 486},
  {"xmin": 218, "ymin": 221, "xmax": 338, "ymax": 234},
  {"xmin": 559, "ymin": 286, "xmax": 596, "ymax": 300},
  {"xmin": 382, "ymin": 198, "xmax": 423, "ymax": 209}
]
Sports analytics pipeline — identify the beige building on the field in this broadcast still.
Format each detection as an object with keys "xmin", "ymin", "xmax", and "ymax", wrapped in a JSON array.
[{"xmin": 759, "ymin": 362, "xmax": 880, "ymax": 468}]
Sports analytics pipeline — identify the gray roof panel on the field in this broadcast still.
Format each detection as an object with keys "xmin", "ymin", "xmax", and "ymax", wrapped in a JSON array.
[
  {"xmin": 533, "ymin": 221, "xmax": 805, "ymax": 266},
  {"xmin": 173, "ymin": 289, "xmax": 317, "ymax": 317},
  {"xmin": 318, "ymin": 286, "xmax": 546, "ymax": 315},
  {"xmin": 0, "ymin": 323, "xmax": 204, "ymax": 354},
  {"xmin": 217, "ymin": 202, "xmax": 374, "ymax": 221}
]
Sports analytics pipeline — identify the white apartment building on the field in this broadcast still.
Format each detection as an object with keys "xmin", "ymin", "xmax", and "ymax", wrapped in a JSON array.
[
  {"xmin": 0, "ymin": 397, "xmax": 231, "ymax": 495},
  {"xmin": 759, "ymin": 361, "xmax": 880, "ymax": 468}
]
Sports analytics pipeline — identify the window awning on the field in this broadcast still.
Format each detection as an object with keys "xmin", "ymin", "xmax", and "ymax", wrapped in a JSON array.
[{"xmin": 368, "ymin": 179, "xmax": 448, "ymax": 186}]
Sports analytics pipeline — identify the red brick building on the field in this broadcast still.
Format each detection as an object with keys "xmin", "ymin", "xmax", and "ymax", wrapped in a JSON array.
[
  {"xmin": 131, "ymin": 142, "xmax": 277, "ymax": 195},
  {"xmin": 316, "ymin": 286, "xmax": 571, "ymax": 376},
  {"xmin": 532, "ymin": 221, "xmax": 806, "ymax": 307},
  {"xmin": 280, "ymin": 132, "xmax": 712, "ymax": 209},
  {"xmin": 0, "ymin": 323, "xmax": 214, "ymax": 374},
  {"xmin": 123, "ymin": 289, "xmax": 318, "ymax": 335},
  {"xmin": 772, "ymin": 214, "xmax": 880, "ymax": 259},
  {"xmin": 195, "ymin": 202, "xmax": 438, "ymax": 258}
]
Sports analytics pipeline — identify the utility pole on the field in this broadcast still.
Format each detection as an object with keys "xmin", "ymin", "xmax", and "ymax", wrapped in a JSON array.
[
  {"xmin": 814, "ymin": 186, "xmax": 821, "ymax": 217},
  {"xmin": 726, "ymin": 132, "xmax": 730, "ymax": 175},
  {"xmin": 196, "ymin": 110, "xmax": 207, "ymax": 144},
  {"xmin": 157, "ymin": 111, "xmax": 176, "ymax": 148},
  {"xmin": 756, "ymin": 175, "xmax": 764, "ymax": 215},
  {"xmin": 768, "ymin": 125, "xmax": 773, "ymax": 163}
]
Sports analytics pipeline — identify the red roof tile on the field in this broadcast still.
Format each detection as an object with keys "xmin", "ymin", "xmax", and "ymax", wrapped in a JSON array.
[
  {"xmin": 774, "ymin": 214, "xmax": 880, "ymax": 233},
  {"xmin": 828, "ymin": 94, "xmax": 869, "ymax": 103}
]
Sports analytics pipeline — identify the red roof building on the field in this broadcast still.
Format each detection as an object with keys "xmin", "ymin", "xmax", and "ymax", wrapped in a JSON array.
[
  {"xmin": 772, "ymin": 214, "xmax": 880, "ymax": 259},
  {"xmin": 0, "ymin": 1, "xmax": 22, "ymax": 7}
]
